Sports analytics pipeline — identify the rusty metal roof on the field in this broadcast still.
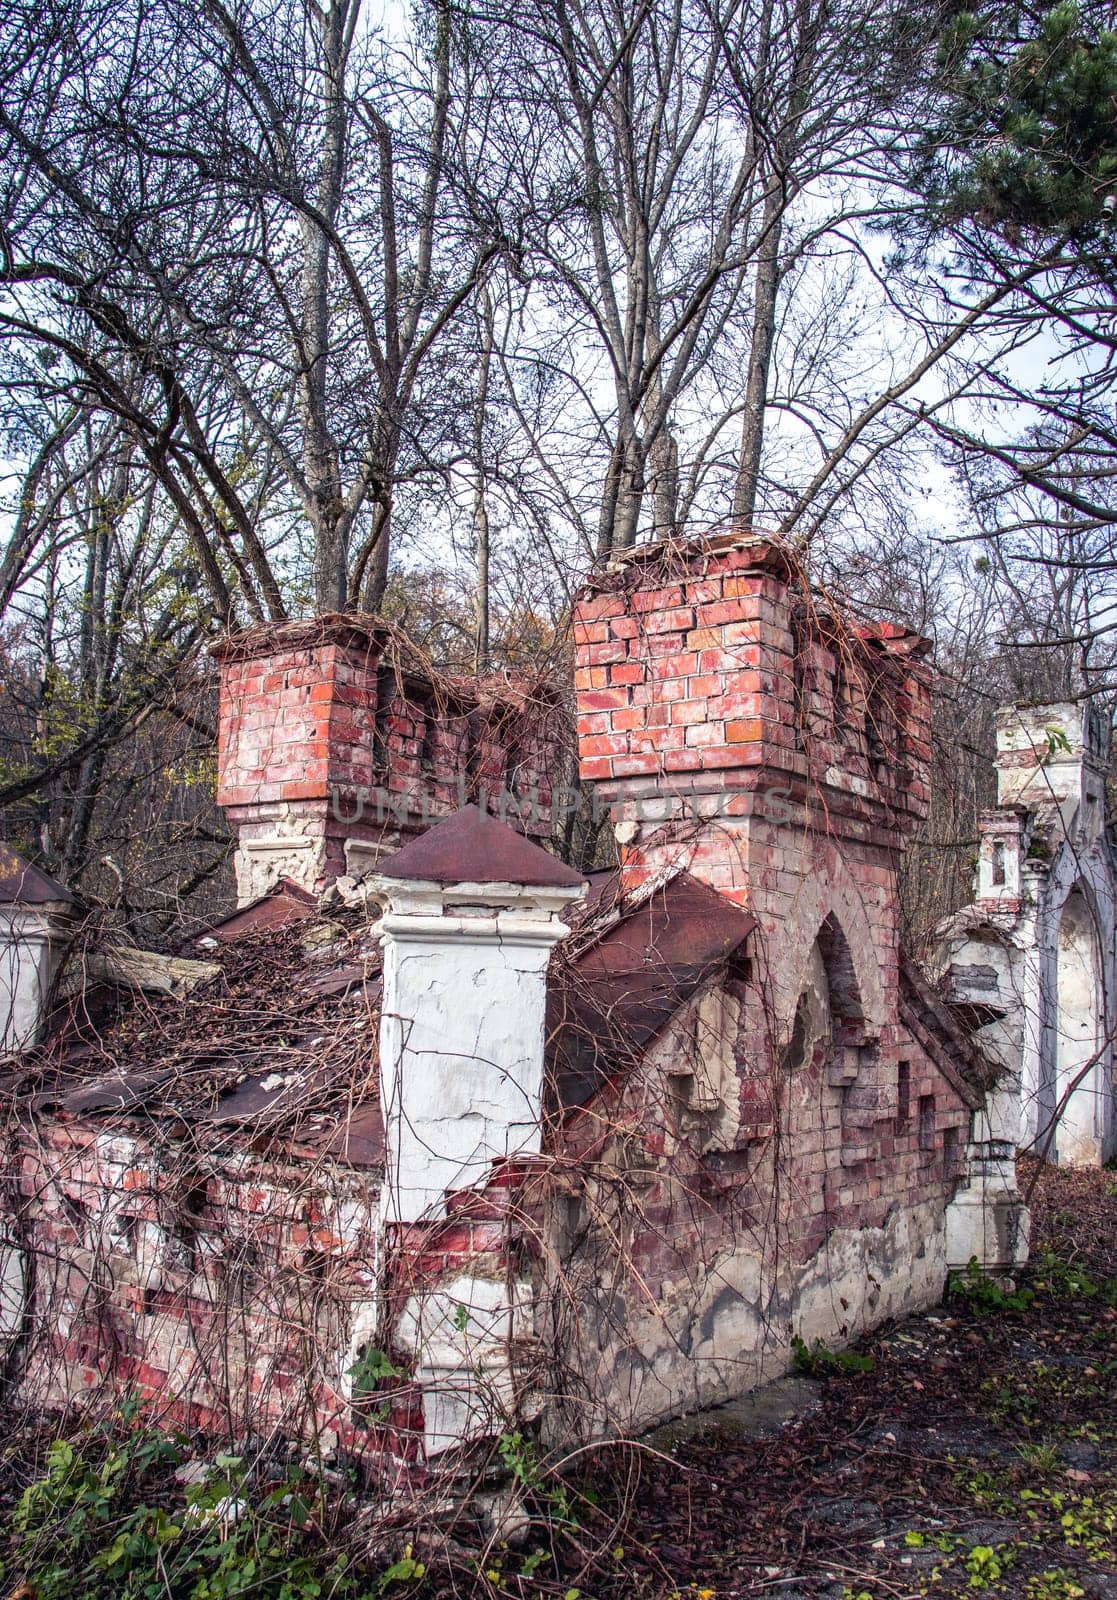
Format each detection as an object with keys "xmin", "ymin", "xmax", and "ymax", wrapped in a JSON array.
[
  {"xmin": 0, "ymin": 844, "xmax": 75, "ymax": 905},
  {"xmin": 374, "ymin": 804, "xmax": 586, "ymax": 890},
  {"xmin": 8, "ymin": 906, "xmax": 384, "ymax": 1167},
  {"xmin": 547, "ymin": 871, "xmax": 756, "ymax": 1109},
  {"xmin": 8, "ymin": 847, "xmax": 769, "ymax": 1167},
  {"xmin": 195, "ymin": 877, "xmax": 317, "ymax": 943}
]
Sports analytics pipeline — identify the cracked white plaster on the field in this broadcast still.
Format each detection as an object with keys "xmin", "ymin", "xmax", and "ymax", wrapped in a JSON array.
[
  {"xmin": 371, "ymin": 871, "xmax": 584, "ymax": 1222},
  {"xmin": 937, "ymin": 698, "xmax": 1117, "ymax": 1174}
]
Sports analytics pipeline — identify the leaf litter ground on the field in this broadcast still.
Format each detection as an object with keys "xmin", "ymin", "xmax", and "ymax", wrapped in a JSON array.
[{"xmin": 554, "ymin": 1159, "xmax": 1117, "ymax": 1600}]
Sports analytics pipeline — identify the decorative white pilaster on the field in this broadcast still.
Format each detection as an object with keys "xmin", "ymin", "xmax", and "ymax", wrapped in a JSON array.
[
  {"xmin": 945, "ymin": 1133, "xmax": 1030, "ymax": 1275},
  {"xmin": 371, "ymin": 819, "xmax": 584, "ymax": 1223}
]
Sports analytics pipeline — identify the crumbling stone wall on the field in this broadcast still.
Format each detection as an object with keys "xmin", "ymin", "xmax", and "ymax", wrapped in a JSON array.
[
  {"xmin": 0, "ymin": 543, "xmax": 1026, "ymax": 1472},
  {"xmin": 544, "ymin": 957, "xmax": 972, "ymax": 1440},
  {"xmin": 937, "ymin": 700, "xmax": 1117, "ymax": 1168}
]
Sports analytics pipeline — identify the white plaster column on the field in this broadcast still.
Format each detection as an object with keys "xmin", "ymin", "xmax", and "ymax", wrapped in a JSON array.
[
  {"xmin": 370, "ymin": 809, "xmax": 585, "ymax": 1222},
  {"xmin": 0, "ymin": 849, "xmax": 76, "ymax": 1054}
]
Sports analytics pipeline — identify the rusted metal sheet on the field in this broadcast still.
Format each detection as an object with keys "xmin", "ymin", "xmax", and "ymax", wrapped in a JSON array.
[
  {"xmin": 199, "ymin": 1071, "xmax": 309, "ymax": 1125},
  {"xmin": 0, "ymin": 844, "xmax": 74, "ymax": 905},
  {"xmin": 308, "ymin": 1103, "xmax": 385, "ymax": 1167},
  {"xmin": 300, "ymin": 964, "xmax": 374, "ymax": 1002},
  {"xmin": 898, "ymin": 954, "xmax": 996, "ymax": 1108},
  {"xmin": 56, "ymin": 1071, "xmax": 173, "ymax": 1115},
  {"xmin": 547, "ymin": 871, "xmax": 756, "ymax": 1110},
  {"xmin": 374, "ymin": 804, "xmax": 586, "ymax": 889},
  {"xmin": 197, "ymin": 878, "xmax": 317, "ymax": 943}
]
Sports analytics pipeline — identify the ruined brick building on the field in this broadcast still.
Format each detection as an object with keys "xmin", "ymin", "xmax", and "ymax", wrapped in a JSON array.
[
  {"xmin": 936, "ymin": 700, "xmax": 1117, "ymax": 1172},
  {"xmin": 0, "ymin": 531, "xmax": 1100, "ymax": 1485}
]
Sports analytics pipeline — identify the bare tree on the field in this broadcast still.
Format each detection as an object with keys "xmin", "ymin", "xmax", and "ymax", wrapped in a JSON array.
[{"xmin": 0, "ymin": 0, "xmax": 504, "ymax": 615}]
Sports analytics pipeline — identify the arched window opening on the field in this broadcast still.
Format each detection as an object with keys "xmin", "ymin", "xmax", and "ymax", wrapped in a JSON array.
[
  {"xmin": 780, "ymin": 943, "xmax": 831, "ymax": 1076},
  {"xmin": 784, "ymin": 915, "xmax": 881, "ymax": 1186},
  {"xmin": 991, "ymin": 840, "xmax": 1006, "ymax": 887},
  {"xmin": 816, "ymin": 913, "xmax": 865, "ymax": 1043}
]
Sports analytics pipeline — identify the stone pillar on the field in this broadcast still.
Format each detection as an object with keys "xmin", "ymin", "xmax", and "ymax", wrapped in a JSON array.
[
  {"xmin": 944, "ymin": 1135, "xmax": 1030, "ymax": 1275},
  {"xmin": 368, "ymin": 807, "xmax": 583, "ymax": 1466},
  {"xmin": 0, "ymin": 845, "xmax": 75, "ymax": 1054},
  {"xmin": 994, "ymin": 699, "xmax": 1109, "ymax": 818},
  {"xmin": 975, "ymin": 806, "xmax": 1029, "ymax": 905},
  {"xmin": 213, "ymin": 618, "xmax": 384, "ymax": 902},
  {"xmin": 370, "ymin": 805, "xmax": 585, "ymax": 1222},
  {"xmin": 935, "ymin": 694, "xmax": 1117, "ymax": 1170}
]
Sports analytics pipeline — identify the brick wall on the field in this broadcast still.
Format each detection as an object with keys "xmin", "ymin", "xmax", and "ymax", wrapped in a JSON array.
[
  {"xmin": 573, "ymin": 536, "xmax": 932, "ymax": 886},
  {"xmin": 214, "ymin": 616, "xmax": 554, "ymax": 900},
  {"xmin": 548, "ymin": 954, "xmax": 973, "ymax": 1439},
  {"xmin": 550, "ymin": 533, "xmax": 974, "ymax": 1436},
  {"xmin": 2, "ymin": 1117, "xmax": 555, "ymax": 1481},
  {"xmin": 4, "ymin": 1120, "xmax": 381, "ymax": 1451}
]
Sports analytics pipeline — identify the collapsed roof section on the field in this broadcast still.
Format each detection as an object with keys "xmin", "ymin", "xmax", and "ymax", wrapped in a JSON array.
[
  {"xmin": 0, "ymin": 866, "xmax": 763, "ymax": 1164},
  {"xmin": 3, "ymin": 896, "xmax": 384, "ymax": 1167}
]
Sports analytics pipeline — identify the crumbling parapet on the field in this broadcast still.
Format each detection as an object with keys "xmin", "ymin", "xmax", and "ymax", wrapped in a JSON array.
[
  {"xmin": 213, "ymin": 617, "xmax": 554, "ymax": 905},
  {"xmin": 573, "ymin": 533, "xmax": 934, "ymax": 910}
]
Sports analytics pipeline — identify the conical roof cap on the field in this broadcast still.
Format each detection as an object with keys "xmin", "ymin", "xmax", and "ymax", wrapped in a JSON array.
[{"xmin": 374, "ymin": 805, "xmax": 584, "ymax": 889}]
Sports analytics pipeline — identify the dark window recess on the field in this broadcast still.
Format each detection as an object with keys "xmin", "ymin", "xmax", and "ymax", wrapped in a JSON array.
[
  {"xmin": 991, "ymin": 840, "xmax": 1006, "ymax": 886},
  {"xmin": 943, "ymin": 1123, "xmax": 962, "ymax": 1178},
  {"xmin": 565, "ymin": 1195, "xmax": 587, "ymax": 1238},
  {"xmin": 918, "ymin": 1094, "xmax": 935, "ymax": 1153},
  {"xmin": 866, "ymin": 687, "xmax": 888, "ymax": 767},
  {"xmin": 418, "ymin": 699, "xmax": 438, "ymax": 778},
  {"xmin": 60, "ymin": 1192, "xmax": 88, "ymax": 1231},
  {"xmin": 896, "ymin": 1059, "xmax": 911, "ymax": 1129},
  {"xmin": 832, "ymin": 648, "xmax": 855, "ymax": 746},
  {"xmin": 726, "ymin": 952, "xmax": 752, "ymax": 990},
  {"xmin": 833, "ymin": 649, "xmax": 847, "ymax": 717},
  {"xmin": 372, "ymin": 667, "xmax": 398, "ymax": 778},
  {"xmin": 669, "ymin": 1071, "xmax": 697, "ymax": 1119}
]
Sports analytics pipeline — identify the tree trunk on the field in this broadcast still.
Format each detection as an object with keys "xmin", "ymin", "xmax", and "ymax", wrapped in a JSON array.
[
  {"xmin": 472, "ymin": 294, "xmax": 495, "ymax": 671},
  {"xmin": 301, "ymin": 0, "xmax": 352, "ymax": 613},
  {"xmin": 359, "ymin": 497, "xmax": 393, "ymax": 612},
  {"xmin": 733, "ymin": 185, "xmax": 785, "ymax": 529}
]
